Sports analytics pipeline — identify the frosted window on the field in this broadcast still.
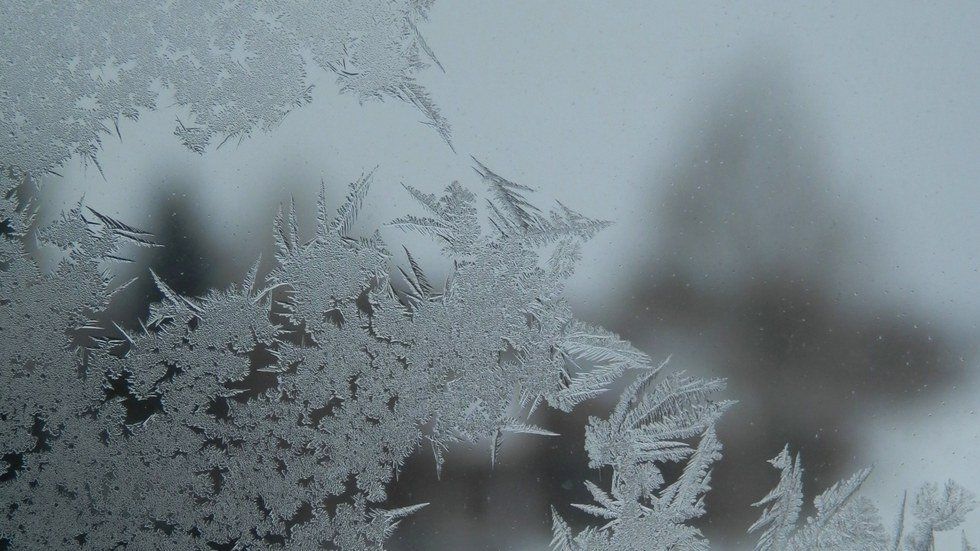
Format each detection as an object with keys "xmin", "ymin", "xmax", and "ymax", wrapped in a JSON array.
[{"xmin": 2, "ymin": 2, "xmax": 978, "ymax": 549}]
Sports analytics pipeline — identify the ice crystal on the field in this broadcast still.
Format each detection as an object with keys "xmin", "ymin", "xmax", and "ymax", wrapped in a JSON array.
[
  {"xmin": 0, "ymin": 0, "xmax": 450, "ymax": 176},
  {"xmin": 2, "ymin": 161, "xmax": 977, "ymax": 548},
  {"xmin": 3, "ymin": 125, "xmax": 978, "ymax": 551},
  {"xmin": 0, "ymin": 171, "xmax": 153, "ymax": 466},
  {"xmin": 902, "ymin": 480, "xmax": 977, "ymax": 551},
  {"xmin": 748, "ymin": 446, "xmax": 976, "ymax": 551},
  {"xmin": 0, "ymin": 163, "xmax": 643, "ymax": 548},
  {"xmin": 1, "ymin": 5, "xmax": 977, "ymax": 548},
  {"xmin": 550, "ymin": 362, "xmax": 732, "ymax": 550}
]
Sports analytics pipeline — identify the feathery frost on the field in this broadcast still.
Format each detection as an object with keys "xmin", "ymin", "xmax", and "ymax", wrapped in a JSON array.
[
  {"xmin": 748, "ymin": 445, "xmax": 975, "ymax": 551},
  {"xmin": 2, "ymin": 167, "xmax": 976, "ymax": 549},
  {"xmin": 0, "ymin": 0, "xmax": 452, "ymax": 177},
  {"xmin": 0, "ymin": 164, "xmax": 644, "ymax": 548},
  {"xmin": 2, "ymin": 4, "xmax": 977, "ymax": 548}
]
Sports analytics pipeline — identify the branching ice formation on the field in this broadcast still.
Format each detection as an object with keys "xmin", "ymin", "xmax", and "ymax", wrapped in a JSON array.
[
  {"xmin": 0, "ymin": 0, "xmax": 451, "ymax": 177},
  {"xmin": 1, "ymin": 163, "xmax": 651, "ymax": 548},
  {"xmin": 747, "ymin": 446, "xmax": 976, "ymax": 551},
  {"xmin": 550, "ymin": 364, "xmax": 732, "ymax": 550},
  {"xmin": 1, "ymin": 3, "xmax": 977, "ymax": 549},
  {"xmin": 6, "ymin": 159, "xmax": 969, "ymax": 549}
]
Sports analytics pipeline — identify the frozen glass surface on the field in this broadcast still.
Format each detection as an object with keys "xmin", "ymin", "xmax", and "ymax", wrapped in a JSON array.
[{"xmin": 2, "ymin": 2, "xmax": 979, "ymax": 549}]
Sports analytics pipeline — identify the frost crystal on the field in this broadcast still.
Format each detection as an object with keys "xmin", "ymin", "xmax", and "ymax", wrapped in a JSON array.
[
  {"xmin": 0, "ymin": 164, "xmax": 645, "ymax": 548},
  {"xmin": 550, "ymin": 362, "xmax": 732, "ymax": 550},
  {"xmin": 2, "ymin": 163, "xmax": 976, "ymax": 548},
  {"xmin": 0, "ymin": 171, "xmax": 154, "ymax": 467},
  {"xmin": 2, "ymin": 5, "xmax": 978, "ymax": 549},
  {"xmin": 748, "ymin": 446, "xmax": 976, "ymax": 551},
  {"xmin": 0, "ymin": 0, "xmax": 450, "ymax": 176}
]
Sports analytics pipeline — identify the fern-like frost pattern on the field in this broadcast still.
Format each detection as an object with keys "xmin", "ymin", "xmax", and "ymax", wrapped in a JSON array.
[
  {"xmin": 1, "ymin": 165, "xmax": 653, "ymax": 548},
  {"xmin": 1, "ymin": 3, "xmax": 977, "ymax": 547},
  {"xmin": 746, "ymin": 446, "xmax": 976, "ymax": 551},
  {"xmin": 2, "ymin": 163, "xmax": 977, "ymax": 548},
  {"xmin": 0, "ymin": 0, "xmax": 451, "ymax": 176}
]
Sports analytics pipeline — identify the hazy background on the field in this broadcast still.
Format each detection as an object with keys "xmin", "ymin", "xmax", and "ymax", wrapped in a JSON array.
[{"xmin": 37, "ymin": 2, "xmax": 980, "ymax": 548}]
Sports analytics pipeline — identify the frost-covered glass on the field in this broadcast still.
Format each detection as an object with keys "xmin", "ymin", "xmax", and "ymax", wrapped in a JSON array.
[{"xmin": 2, "ymin": 2, "xmax": 978, "ymax": 550}]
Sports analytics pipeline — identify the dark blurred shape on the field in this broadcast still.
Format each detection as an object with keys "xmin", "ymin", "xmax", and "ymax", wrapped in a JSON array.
[
  {"xmin": 607, "ymin": 65, "xmax": 966, "ymax": 544},
  {"xmin": 387, "ymin": 407, "xmax": 601, "ymax": 550},
  {"xmin": 108, "ymin": 181, "xmax": 222, "ymax": 325}
]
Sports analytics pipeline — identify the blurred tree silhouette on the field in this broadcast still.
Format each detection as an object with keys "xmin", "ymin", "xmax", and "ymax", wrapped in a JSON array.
[{"xmin": 610, "ymin": 66, "xmax": 966, "ymax": 544}]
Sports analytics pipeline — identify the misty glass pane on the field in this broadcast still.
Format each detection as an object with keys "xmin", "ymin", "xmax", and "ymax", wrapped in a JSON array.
[{"xmin": 1, "ymin": 2, "xmax": 978, "ymax": 550}]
